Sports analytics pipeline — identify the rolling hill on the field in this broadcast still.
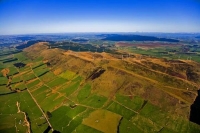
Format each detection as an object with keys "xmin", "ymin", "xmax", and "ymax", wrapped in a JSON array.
[{"xmin": 0, "ymin": 42, "xmax": 200, "ymax": 133}]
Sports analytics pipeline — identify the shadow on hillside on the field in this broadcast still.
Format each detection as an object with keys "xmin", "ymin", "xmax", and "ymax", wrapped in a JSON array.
[{"xmin": 190, "ymin": 90, "xmax": 200, "ymax": 125}]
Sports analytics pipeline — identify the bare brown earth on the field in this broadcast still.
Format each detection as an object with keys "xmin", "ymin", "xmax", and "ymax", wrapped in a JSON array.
[
  {"xmin": 24, "ymin": 42, "xmax": 200, "ymax": 119},
  {"xmin": 1, "ymin": 68, "xmax": 9, "ymax": 76},
  {"xmin": 16, "ymin": 101, "xmax": 31, "ymax": 133}
]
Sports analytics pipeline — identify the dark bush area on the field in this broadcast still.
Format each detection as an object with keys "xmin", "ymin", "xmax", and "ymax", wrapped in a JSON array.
[
  {"xmin": 72, "ymin": 38, "xmax": 88, "ymax": 42},
  {"xmin": 87, "ymin": 68, "xmax": 106, "ymax": 80},
  {"xmin": 101, "ymin": 34, "xmax": 179, "ymax": 42},
  {"xmin": 13, "ymin": 62, "xmax": 26, "ymax": 68},
  {"xmin": 16, "ymin": 40, "xmax": 54, "ymax": 49},
  {"xmin": 186, "ymin": 67, "xmax": 199, "ymax": 82},
  {"xmin": 3, "ymin": 58, "xmax": 18, "ymax": 63},
  {"xmin": 43, "ymin": 126, "xmax": 52, "ymax": 133},
  {"xmin": 0, "ymin": 51, "xmax": 21, "ymax": 57}
]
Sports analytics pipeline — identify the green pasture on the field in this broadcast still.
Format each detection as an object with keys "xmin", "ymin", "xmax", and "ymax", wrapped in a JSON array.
[
  {"xmin": 15, "ymin": 82, "xmax": 26, "ymax": 90},
  {"xmin": 39, "ymin": 71, "xmax": 56, "ymax": 83},
  {"xmin": 119, "ymin": 118, "xmax": 143, "ymax": 133},
  {"xmin": 22, "ymin": 72, "xmax": 36, "ymax": 81},
  {"xmin": 8, "ymin": 67, "xmax": 18, "ymax": 76},
  {"xmin": 46, "ymin": 77, "xmax": 67, "ymax": 88},
  {"xmin": 0, "ymin": 76, "xmax": 8, "ymax": 85},
  {"xmin": 26, "ymin": 79, "xmax": 41, "ymax": 89},
  {"xmin": 140, "ymin": 102, "xmax": 168, "ymax": 126},
  {"xmin": 107, "ymin": 101, "xmax": 136, "ymax": 120},
  {"xmin": 49, "ymin": 106, "xmax": 72, "ymax": 131},
  {"xmin": 73, "ymin": 124, "xmax": 103, "ymax": 133},
  {"xmin": 59, "ymin": 81, "xmax": 80, "ymax": 96},
  {"xmin": 80, "ymin": 94, "xmax": 107, "ymax": 108},
  {"xmin": 0, "ymin": 86, "xmax": 11, "ymax": 94},
  {"xmin": 77, "ymin": 84, "xmax": 91, "ymax": 102},
  {"xmin": 33, "ymin": 68, "xmax": 49, "ymax": 77},
  {"xmin": 0, "ymin": 113, "xmax": 27, "ymax": 133},
  {"xmin": 115, "ymin": 94, "xmax": 144, "ymax": 111},
  {"xmin": 31, "ymin": 85, "xmax": 50, "ymax": 96},
  {"xmin": 39, "ymin": 93, "xmax": 66, "ymax": 112},
  {"xmin": 14, "ymin": 52, "xmax": 28, "ymax": 62},
  {"xmin": 128, "ymin": 47, "xmax": 200, "ymax": 63},
  {"xmin": 59, "ymin": 70, "xmax": 76, "ymax": 80},
  {"xmin": 32, "ymin": 62, "xmax": 46, "ymax": 70},
  {"xmin": 0, "ymin": 91, "xmax": 48, "ymax": 133},
  {"xmin": 50, "ymin": 105, "xmax": 86, "ymax": 132},
  {"xmin": 19, "ymin": 91, "xmax": 48, "ymax": 133},
  {"xmin": 62, "ymin": 116, "xmax": 82, "ymax": 133},
  {"xmin": 11, "ymin": 75, "xmax": 22, "ymax": 83}
]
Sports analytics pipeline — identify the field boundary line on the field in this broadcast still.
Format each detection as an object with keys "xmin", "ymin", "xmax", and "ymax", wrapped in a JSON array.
[{"xmin": 27, "ymin": 89, "xmax": 54, "ymax": 131}]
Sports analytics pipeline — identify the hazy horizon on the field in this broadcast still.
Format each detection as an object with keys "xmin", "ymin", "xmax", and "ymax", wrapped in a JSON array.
[
  {"xmin": 0, "ymin": 0, "xmax": 200, "ymax": 35},
  {"xmin": 1, "ymin": 31, "xmax": 200, "ymax": 36}
]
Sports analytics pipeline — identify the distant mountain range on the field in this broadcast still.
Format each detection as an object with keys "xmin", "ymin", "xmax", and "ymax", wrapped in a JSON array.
[
  {"xmin": 99, "ymin": 34, "xmax": 179, "ymax": 42},
  {"xmin": 72, "ymin": 38, "xmax": 88, "ymax": 42}
]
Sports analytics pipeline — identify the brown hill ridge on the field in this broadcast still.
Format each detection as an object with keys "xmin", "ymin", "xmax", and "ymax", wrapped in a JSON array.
[{"xmin": 24, "ymin": 42, "xmax": 200, "ymax": 119}]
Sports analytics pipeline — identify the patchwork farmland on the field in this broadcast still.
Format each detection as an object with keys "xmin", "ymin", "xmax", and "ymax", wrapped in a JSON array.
[{"xmin": 0, "ymin": 42, "xmax": 200, "ymax": 133}]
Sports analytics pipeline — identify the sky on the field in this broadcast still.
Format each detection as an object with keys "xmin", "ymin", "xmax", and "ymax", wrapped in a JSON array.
[{"xmin": 0, "ymin": 0, "xmax": 200, "ymax": 35}]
